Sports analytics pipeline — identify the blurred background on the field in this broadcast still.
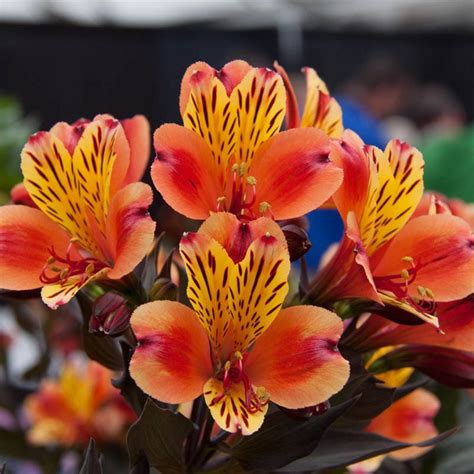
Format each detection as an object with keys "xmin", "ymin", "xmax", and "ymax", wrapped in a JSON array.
[{"xmin": 0, "ymin": 1, "xmax": 473, "ymax": 472}]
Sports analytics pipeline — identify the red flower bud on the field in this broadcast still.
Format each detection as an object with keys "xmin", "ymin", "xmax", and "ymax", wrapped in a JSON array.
[
  {"xmin": 281, "ymin": 224, "xmax": 312, "ymax": 262},
  {"xmin": 89, "ymin": 292, "xmax": 131, "ymax": 337}
]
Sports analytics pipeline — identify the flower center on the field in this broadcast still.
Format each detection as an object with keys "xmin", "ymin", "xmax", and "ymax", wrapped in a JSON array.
[
  {"xmin": 216, "ymin": 163, "xmax": 273, "ymax": 220},
  {"xmin": 374, "ymin": 256, "xmax": 436, "ymax": 315},
  {"xmin": 40, "ymin": 241, "xmax": 106, "ymax": 286},
  {"xmin": 211, "ymin": 352, "xmax": 269, "ymax": 414}
]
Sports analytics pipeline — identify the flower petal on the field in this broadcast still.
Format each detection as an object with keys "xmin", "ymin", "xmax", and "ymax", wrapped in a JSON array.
[
  {"xmin": 203, "ymin": 378, "xmax": 267, "ymax": 435},
  {"xmin": 366, "ymin": 388, "xmax": 439, "ymax": 461},
  {"xmin": 230, "ymin": 68, "xmax": 286, "ymax": 167},
  {"xmin": 180, "ymin": 231, "xmax": 234, "ymax": 352},
  {"xmin": 121, "ymin": 115, "xmax": 151, "ymax": 183},
  {"xmin": 273, "ymin": 61, "xmax": 300, "ymax": 129},
  {"xmin": 21, "ymin": 119, "xmax": 120, "ymax": 258},
  {"xmin": 373, "ymin": 214, "xmax": 474, "ymax": 301},
  {"xmin": 229, "ymin": 233, "xmax": 290, "ymax": 352},
  {"xmin": 245, "ymin": 305, "xmax": 349, "ymax": 409},
  {"xmin": 179, "ymin": 61, "xmax": 216, "ymax": 116},
  {"xmin": 250, "ymin": 128, "xmax": 343, "ymax": 220},
  {"xmin": 0, "ymin": 205, "xmax": 70, "ymax": 290},
  {"xmin": 360, "ymin": 140, "xmax": 424, "ymax": 255},
  {"xmin": 130, "ymin": 301, "xmax": 213, "ymax": 404},
  {"xmin": 217, "ymin": 60, "xmax": 253, "ymax": 94},
  {"xmin": 300, "ymin": 67, "xmax": 343, "ymax": 138},
  {"xmin": 198, "ymin": 212, "xmax": 286, "ymax": 263},
  {"xmin": 182, "ymin": 68, "xmax": 237, "ymax": 179},
  {"xmin": 152, "ymin": 124, "xmax": 222, "ymax": 219},
  {"xmin": 330, "ymin": 130, "xmax": 372, "ymax": 223},
  {"xmin": 106, "ymin": 182, "xmax": 155, "ymax": 279}
]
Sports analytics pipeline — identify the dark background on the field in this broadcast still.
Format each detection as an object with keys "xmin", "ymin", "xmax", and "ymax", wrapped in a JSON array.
[{"xmin": 1, "ymin": 23, "xmax": 473, "ymax": 131}]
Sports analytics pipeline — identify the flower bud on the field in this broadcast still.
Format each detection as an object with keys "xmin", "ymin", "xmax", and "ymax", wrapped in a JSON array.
[
  {"xmin": 149, "ymin": 277, "xmax": 178, "ymax": 301},
  {"xmin": 281, "ymin": 224, "xmax": 312, "ymax": 262},
  {"xmin": 89, "ymin": 292, "xmax": 131, "ymax": 337}
]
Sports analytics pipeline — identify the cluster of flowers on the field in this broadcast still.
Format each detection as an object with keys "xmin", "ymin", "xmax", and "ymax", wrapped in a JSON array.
[{"xmin": 0, "ymin": 60, "xmax": 473, "ymax": 471}]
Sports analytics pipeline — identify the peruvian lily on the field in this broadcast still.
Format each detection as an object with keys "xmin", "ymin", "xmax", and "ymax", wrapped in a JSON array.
[
  {"xmin": 151, "ymin": 60, "xmax": 343, "ymax": 221},
  {"xmin": 24, "ymin": 358, "xmax": 135, "ymax": 446},
  {"xmin": 0, "ymin": 116, "xmax": 155, "ymax": 308},
  {"xmin": 307, "ymin": 131, "xmax": 474, "ymax": 326},
  {"xmin": 130, "ymin": 212, "xmax": 349, "ymax": 435},
  {"xmin": 349, "ymin": 388, "xmax": 440, "ymax": 473},
  {"xmin": 274, "ymin": 62, "xmax": 344, "ymax": 138}
]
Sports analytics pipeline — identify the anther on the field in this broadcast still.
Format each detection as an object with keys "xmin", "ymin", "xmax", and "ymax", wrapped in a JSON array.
[
  {"xmin": 401, "ymin": 256, "xmax": 414, "ymax": 263},
  {"xmin": 400, "ymin": 269, "xmax": 410, "ymax": 280},
  {"xmin": 60, "ymin": 268, "xmax": 69, "ymax": 280},
  {"xmin": 425, "ymin": 288, "xmax": 434, "ymax": 299},
  {"xmin": 86, "ymin": 263, "xmax": 95, "ymax": 274},
  {"xmin": 47, "ymin": 256, "xmax": 56, "ymax": 264},
  {"xmin": 259, "ymin": 201, "xmax": 271, "ymax": 214},
  {"xmin": 417, "ymin": 286, "xmax": 427, "ymax": 297},
  {"xmin": 70, "ymin": 236, "xmax": 80, "ymax": 243},
  {"xmin": 246, "ymin": 176, "xmax": 257, "ymax": 186}
]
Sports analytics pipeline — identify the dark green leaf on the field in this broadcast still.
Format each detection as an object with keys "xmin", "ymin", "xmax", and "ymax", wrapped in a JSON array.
[
  {"xmin": 79, "ymin": 439, "xmax": 103, "ymax": 474},
  {"xmin": 232, "ymin": 396, "xmax": 360, "ymax": 470},
  {"xmin": 77, "ymin": 292, "xmax": 123, "ymax": 371},
  {"xmin": 278, "ymin": 428, "xmax": 457, "ymax": 471},
  {"xmin": 127, "ymin": 398, "xmax": 196, "ymax": 473}
]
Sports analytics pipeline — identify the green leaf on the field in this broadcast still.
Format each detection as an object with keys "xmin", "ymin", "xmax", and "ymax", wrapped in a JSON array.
[
  {"xmin": 127, "ymin": 398, "xmax": 196, "ymax": 473},
  {"xmin": 77, "ymin": 292, "xmax": 123, "ymax": 371},
  {"xmin": 79, "ymin": 439, "xmax": 103, "ymax": 474},
  {"xmin": 231, "ymin": 396, "xmax": 360, "ymax": 471},
  {"xmin": 278, "ymin": 428, "xmax": 457, "ymax": 471}
]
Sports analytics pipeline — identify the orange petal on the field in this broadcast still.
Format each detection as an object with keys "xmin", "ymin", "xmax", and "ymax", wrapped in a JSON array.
[
  {"xmin": 106, "ymin": 182, "xmax": 155, "ymax": 279},
  {"xmin": 0, "ymin": 205, "xmax": 70, "ymax": 290},
  {"xmin": 198, "ymin": 212, "xmax": 286, "ymax": 263},
  {"xmin": 41, "ymin": 267, "xmax": 109, "ymax": 310},
  {"xmin": 152, "ymin": 124, "xmax": 223, "ymax": 219},
  {"xmin": 330, "ymin": 130, "xmax": 371, "ymax": 223},
  {"xmin": 360, "ymin": 140, "xmax": 424, "ymax": 255},
  {"xmin": 229, "ymin": 233, "xmax": 290, "ymax": 352},
  {"xmin": 245, "ymin": 305, "xmax": 349, "ymax": 409},
  {"xmin": 130, "ymin": 301, "xmax": 213, "ymax": 404},
  {"xmin": 179, "ymin": 61, "xmax": 216, "ymax": 116},
  {"xmin": 373, "ymin": 214, "xmax": 474, "ymax": 301},
  {"xmin": 10, "ymin": 182, "xmax": 37, "ymax": 208},
  {"xmin": 49, "ymin": 120, "xmax": 87, "ymax": 154},
  {"xmin": 230, "ymin": 68, "xmax": 286, "ymax": 167},
  {"xmin": 121, "ymin": 115, "xmax": 151, "ymax": 183},
  {"xmin": 180, "ymin": 232, "xmax": 234, "ymax": 353},
  {"xmin": 273, "ymin": 61, "xmax": 300, "ymax": 128},
  {"xmin": 250, "ymin": 128, "xmax": 343, "ymax": 220},
  {"xmin": 218, "ymin": 60, "xmax": 253, "ymax": 94},
  {"xmin": 300, "ymin": 67, "xmax": 343, "ymax": 138},
  {"xmin": 182, "ymin": 68, "xmax": 237, "ymax": 179},
  {"xmin": 366, "ymin": 388, "xmax": 440, "ymax": 461},
  {"xmin": 203, "ymin": 378, "xmax": 267, "ymax": 435}
]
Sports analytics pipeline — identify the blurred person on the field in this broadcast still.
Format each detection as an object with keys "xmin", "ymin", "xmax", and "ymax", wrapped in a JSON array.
[
  {"xmin": 412, "ymin": 83, "xmax": 473, "ymax": 202},
  {"xmin": 336, "ymin": 56, "xmax": 416, "ymax": 149}
]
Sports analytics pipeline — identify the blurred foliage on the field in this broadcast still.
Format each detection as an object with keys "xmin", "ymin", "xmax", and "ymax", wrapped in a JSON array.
[{"xmin": 0, "ymin": 96, "xmax": 37, "ymax": 203}]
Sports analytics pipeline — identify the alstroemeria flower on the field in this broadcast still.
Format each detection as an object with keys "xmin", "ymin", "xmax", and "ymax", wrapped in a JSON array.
[
  {"xmin": 151, "ymin": 60, "xmax": 343, "ymax": 221},
  {"xmin": 24, "ymin": 359, "xmax": 135, "ymax": 447},
  {"xmin": 309, "ymin": 131, "xmax": 474, "ymax": 326},
  {"xmin": 274, "ymin": 62, "xmax": 344, "ymax": 138},
  {"xmin": 349, "ymin": 388, "xmax": 440, "ymax": 473},
  {"xmin": 130, "ymin": 212, "xmax": 349, "ymax": 435},
  {"xmin": 0, "ymin": 116, "xmax": 155, "ymax": 308}
]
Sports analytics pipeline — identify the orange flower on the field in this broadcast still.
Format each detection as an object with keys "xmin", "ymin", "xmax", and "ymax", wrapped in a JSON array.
[
  {"xmin": 274, "ymin": 62, "xmax": 344, "ymax": 138},
  {"xmin": 0, "ymin": 115, "xmax": 155, "ymax": 308},
  {"xmin": 130, "ymin": 213, "xmax": 349, "ymax": 435},
  {"xmin": 24, "ymin": 359, "xmax": 135, "ymax": 447},
  {"xmin": 151, "ymin": 60, "xmax": 343, "ymax": 221},
  {"xmin": 309, "ymin": 131, "xmax": 474, "ymax": 326},
  {"xmin": 349, "ymin": 389, "xmax": 440, "ymax": 472}
]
